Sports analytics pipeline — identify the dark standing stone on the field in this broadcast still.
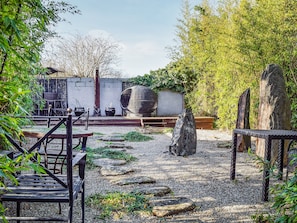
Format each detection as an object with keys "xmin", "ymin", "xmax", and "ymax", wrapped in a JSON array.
[
  {"xmin": 257, "ymin": 64, "xmax": 291, "ymax": 165},
  {"xmin": 236, "ymin": 88, "xmax": 251, "ymax": 152},
  {"xmin": 169, "ymin": 109, "xmax": 197, "ymax": 156}
]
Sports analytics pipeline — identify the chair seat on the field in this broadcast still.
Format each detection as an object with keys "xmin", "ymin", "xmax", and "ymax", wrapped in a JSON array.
[{"xmin": 1, "ymin": 174, "xmax": 83, "ymax": 202}]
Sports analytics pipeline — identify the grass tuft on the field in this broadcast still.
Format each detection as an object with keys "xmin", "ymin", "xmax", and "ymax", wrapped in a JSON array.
[
  {"xmin": 123, "ymin": 131, "xmax": 153, "ymax": 142},
  {"xmin": 86, "ymin": 192, "xmax": 151, "ymax": 220},
  {"xmin": 85, "ymin": 147, "xmax": 137, "ymax": 169}
]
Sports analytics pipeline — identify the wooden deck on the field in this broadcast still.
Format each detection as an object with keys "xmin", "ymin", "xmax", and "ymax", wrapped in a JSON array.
[{"xmin": 32, "ymin": 116, "xmax": 215, "ymax": 129}]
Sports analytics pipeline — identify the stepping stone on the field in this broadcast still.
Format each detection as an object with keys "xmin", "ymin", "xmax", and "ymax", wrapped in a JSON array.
[
  {"xmin": 217, "ymin": 141, "xmax": 231, "ymax": 148},
  {"xmin": 106, "ymin": 148, "xmax": 127, "ymax": 152},
  {"xmin": 99, "ymin": 135, "xmax": 125, "ymax": 142},
  {"xmin": 93, "ymin": 158, "xmax": 127, "ymax": 167},
  {"xmin": 113, "ymin": 176, "xmax": 156, "ymax": 186},
  {"xmin": 149, "ymin": 197, "xmax": 196, "ymax": 217},
  {"xmin": 105, "ymin": 143, "xmax": 133, "ymax": 149},
  {"xmin": 132, "ymin": 185, "xmax": 172, "ymax": 197},
  {"xmin": 100, "ymin": 166, "xmax": 134, "ymax": 176}
]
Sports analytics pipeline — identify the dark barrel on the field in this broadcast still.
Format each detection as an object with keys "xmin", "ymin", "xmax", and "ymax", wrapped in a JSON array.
[{"xmin": 120, "ymin": 85, "xmax": 157, "ymax": 117}]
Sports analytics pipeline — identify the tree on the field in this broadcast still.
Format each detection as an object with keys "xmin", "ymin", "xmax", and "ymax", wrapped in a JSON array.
[
  {"xmin": 0, "ymin": 0, "xmax": 79, "ymax": 220},
  {"xmin": 42, "ymin": 33, "xmax": 122, "ymax": 77},
  {"xmin": 170, "ymin": 0, "xmax": 297, "ymax": 129}
]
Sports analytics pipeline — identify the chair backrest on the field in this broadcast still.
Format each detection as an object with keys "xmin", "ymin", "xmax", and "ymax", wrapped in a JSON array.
[
  {"xmin": 46, "ymin": 107, "xmax": 89, "ymax": 130},
  {"xmin": 5, "ymin": 111, "xmax": 73, "ymax": 189}
]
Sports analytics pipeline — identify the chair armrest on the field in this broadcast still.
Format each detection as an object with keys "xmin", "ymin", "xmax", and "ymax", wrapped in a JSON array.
[{"xmin": 72, "ymin": 152, "xmax": 86, "ymax": 167}]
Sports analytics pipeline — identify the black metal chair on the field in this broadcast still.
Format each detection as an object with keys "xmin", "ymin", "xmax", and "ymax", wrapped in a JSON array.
[{"xmin": 0, "ymin": 110, "xmax": 86, "ymax": 222}]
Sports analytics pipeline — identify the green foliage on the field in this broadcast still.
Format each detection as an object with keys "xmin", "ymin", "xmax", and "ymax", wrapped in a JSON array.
[
  {"xmin": 269, "ymin": 154, "xmax": 297, "ymax": 222},
  {"xmin": 86, "ymin": 192, "xmax": 151, "ymax": 220},
  {"xmin": 123, "ymin": 131, "xmax": 153, "ymax": 142},
  {"xmin": 129, "ymin": 62, "xmax": 186, "ymax": 93},
  {"xmin": 249, "ymin": 152, "xmax": 297, "ymax": 222},
  {"xmin": 0, "ymin": 0, "xmax": 79, "ymax": 220},
  {"xmin": 252, "ymin": 171, "xmax": 297, "ymax": 222},
  {"xmin": 0, "ymin": 0, "xmax": 79, "ymax": 144},
  {"xmin": 168, "ymin": 0, "xmax": 297, "ymax": 129}
]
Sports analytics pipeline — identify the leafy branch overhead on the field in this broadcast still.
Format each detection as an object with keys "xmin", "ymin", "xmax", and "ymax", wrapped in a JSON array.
[
  {"xmin": 129, "ymin": 62, "xmax": 188, "ymax": 93},
  {"xmin": 0, "ymin": 0, "xmax": 79, "ymax": 221}
]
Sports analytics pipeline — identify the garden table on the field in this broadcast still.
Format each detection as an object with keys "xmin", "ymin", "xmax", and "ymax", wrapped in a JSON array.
[
  {"xmin": 22, "ymin": 126, "xmax": 93, "ymax": 173},
  {"xmin": 230, "ymin": 129, "xmax": 297, "ymax": 201},
  {"xmin": 22, "ymin": 126, "xmax": 93, "ymax": 151}
]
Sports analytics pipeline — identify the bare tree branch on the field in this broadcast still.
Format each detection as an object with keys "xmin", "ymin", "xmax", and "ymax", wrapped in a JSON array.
[{"xmin": 42, "ymin": 33, "xmax": 122, "ymax": 77}]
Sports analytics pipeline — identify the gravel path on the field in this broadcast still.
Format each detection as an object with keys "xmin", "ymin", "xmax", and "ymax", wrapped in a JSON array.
[
  {"xmin": 5, "ymin": 126, "xmax": 271, "ymax": 222},
  {"xmin": 83, "ymin": 126, "xmax": 270, "ymax": 223}
]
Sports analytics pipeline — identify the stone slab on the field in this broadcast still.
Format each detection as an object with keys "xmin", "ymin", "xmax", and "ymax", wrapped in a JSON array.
[
  {"xmin": 99, "ymin": 135, "xmax": 125, "ymax": 142},
  {"xmin": 113, "ymin": 176, "xmax": 156, "ymax": 186},
  {"xmin": 100, "ymin": 166, "xmax": 134, "ymax": 176},
  {"xmin": 149, "ymin": 197, "xmax": 196, "ymax": 217},
  {"xmin": 93, "ymin": 158, "xmax": 127, "ymax": 167},
  {"xmin": 105, "ymin": 143, "xmax": 133, "ymax": 149},
  {"xmin": 132, "ymin": 185, "xmax": 172, "ymax": 197}
]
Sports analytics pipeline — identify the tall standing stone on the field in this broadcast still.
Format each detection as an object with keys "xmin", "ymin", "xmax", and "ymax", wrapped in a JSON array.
[
  {"xmin": 257, "ymin": 64, "xmax": 291, "ymax": 165},
  {"xmin": 236, "ymin": 88, "xmax": 251, "ymax": 152},
  {"xmin": 169, "ymin": 109, "xmax": 197, "ymax": 156}
]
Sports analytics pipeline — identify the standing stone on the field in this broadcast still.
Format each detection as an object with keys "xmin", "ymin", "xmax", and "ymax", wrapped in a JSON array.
[
  {"xmin": 236, "ymin": 88, "xmax": 251, "ymax": 152},
  {"xmin": 169, "ymin": 109, "xmax": 197, "ymax": 156},
  {"xmin": 257, "ymin": 64, "xmax": 291, "ymax": 165}
]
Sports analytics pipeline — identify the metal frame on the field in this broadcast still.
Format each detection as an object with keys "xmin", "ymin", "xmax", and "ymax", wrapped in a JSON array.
[
  {"xmin": 230, "ymin": 128, "xmax": 297, "ymax": 201},
  {"xmin": 1, "ymin": 111, "xmax": 86, "ymax": 222}
]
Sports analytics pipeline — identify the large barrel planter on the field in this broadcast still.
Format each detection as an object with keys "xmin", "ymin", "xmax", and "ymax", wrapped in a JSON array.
[{"xmin": 120, "ymin": 85, "xmax": 157, "ymax": 117}]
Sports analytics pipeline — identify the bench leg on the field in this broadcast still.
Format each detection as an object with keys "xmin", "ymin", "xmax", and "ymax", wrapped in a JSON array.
[
  {"xmin": 17, "ymin": 201, "xmax": 20, "ymax": 223},
  {"xmin": 82, "ymin": 183, "xmax": 85, "ymax": 223},
  {"xmin": 230, "ymin": 132, "xmax": 237, "ymax": 180},
  {"xmin": 262, "ymin": 138, "xmax": 271, "ymax": 201},
  {"xmin": 68, "ymin": 204, "xmax": 73, "ymax": 223}
]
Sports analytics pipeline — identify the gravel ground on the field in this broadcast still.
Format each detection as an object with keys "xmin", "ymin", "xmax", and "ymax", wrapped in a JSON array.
[
  {"xmin": 5, "ymin": 126, "xmax": 273, "ymax": 223},
  {"xmin": 82, "ymin": 126, "xmax": 271, "ymax": 223}
]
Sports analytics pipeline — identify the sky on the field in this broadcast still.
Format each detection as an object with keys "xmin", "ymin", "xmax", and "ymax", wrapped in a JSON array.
[{"xmin": 52, "ymin": 0, "xmax": 188, "ymax": 77}]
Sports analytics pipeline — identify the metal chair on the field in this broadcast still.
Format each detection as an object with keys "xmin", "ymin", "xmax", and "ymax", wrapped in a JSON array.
[{"xmin": 1, "ymin": 110, "xmax": 86, "ymax": 222}]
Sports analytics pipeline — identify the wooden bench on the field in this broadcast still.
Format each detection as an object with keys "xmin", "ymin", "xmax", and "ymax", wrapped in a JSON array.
[{"xmin": 0, "ymin": 110, "xmax": 86, "ymax": 222}]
